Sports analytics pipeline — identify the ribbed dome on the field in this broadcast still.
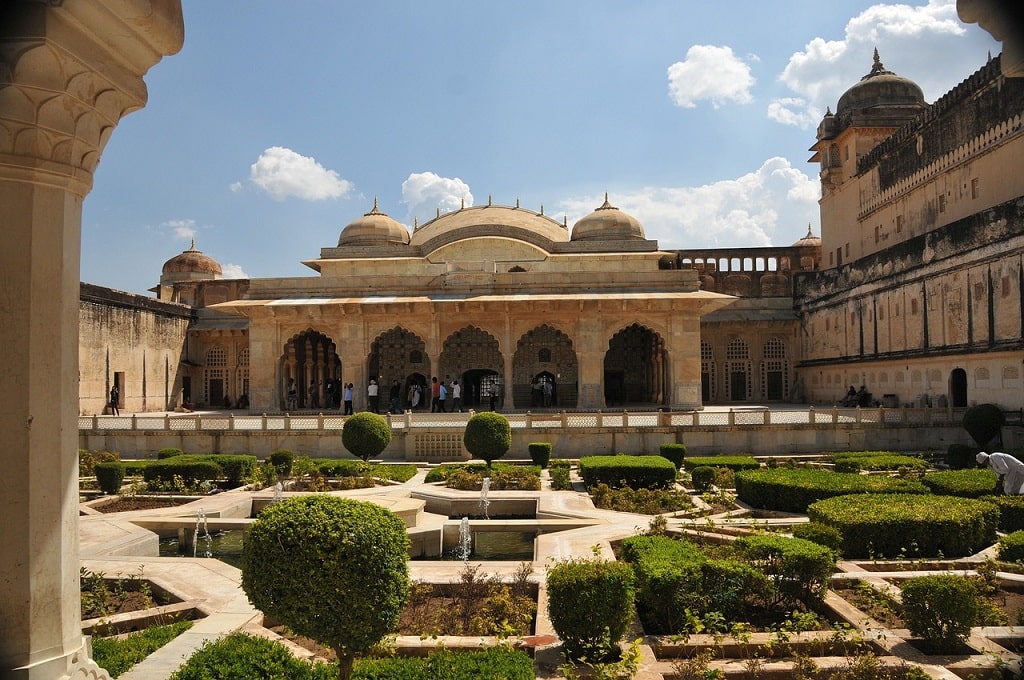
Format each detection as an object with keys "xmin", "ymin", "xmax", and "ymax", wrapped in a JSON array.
[
  {"xmin": 836, "ymin": 49, "xmax": 925, "ymax": 121},
  {"xmin": 338, "ymin": 199, "xmax": 410, "ymax": 247},
  {"xmin": 570, "ymin": 194, "xmax": 645, "ymax": 241},
  {"xmin": 160, "ymin": 241, "xmax": 222, "ymax": 283},
  {"xmin": 792, "ymin": 224, "xmax": 821, "ymax": 247}
]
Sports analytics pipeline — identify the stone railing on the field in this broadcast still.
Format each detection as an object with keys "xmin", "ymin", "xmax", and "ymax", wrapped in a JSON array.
[{"xmin": 78, "ymin": 405, "xmax": 969, "ymax": 433}]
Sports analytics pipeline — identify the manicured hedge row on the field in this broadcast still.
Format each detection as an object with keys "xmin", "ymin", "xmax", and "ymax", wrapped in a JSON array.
[
  {"xmin": 733, "ymin": 534, "xmax": 836, "ymax": 607},
  {"xmin": 578, "ymin": 455, "xmax": 677, "ymax": 490},
  {"xmin": 807, "ymin": 493, "xmax": 998, "ymax": 558},
  {"xmin": 921, "ymin": 469, "xmax": 998, "ymax": 498},
  {"xmin": 658, "ymin": 443, "xmax": 686, "ymax": 470},
  {"xmin": 831, "ymin": 453, "xmax": 927, "ymax": 472},
  {"xmin": 94, "ymin": 461, "xmax": 126, "ymax": 495},
  {"xmin": 682, "ymin": 455, "xmax": 759, "ymax": 472},
  {"xmin": 141, "ymin": 454, "xmax": 257, "ymax": 485},
  {"xmin": 980, "ymin": 495, "xmax": 1024, "ymax": 533},
  {"xmin": 354, "ymin": 647, "xmax": 535, "ymax": 679},
  {"xmin": 546, "ymin": 557, "xmax": 636, "ymax": 661},
  {"xmin": 735, "ymin": 468, "xmax": 929, "ymax": 513}
]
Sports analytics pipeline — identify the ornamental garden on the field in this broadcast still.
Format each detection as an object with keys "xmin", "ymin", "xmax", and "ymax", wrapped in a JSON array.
[{"xmin": 78, "ymin": 405, "xmax": 1024, "ymax": 679}]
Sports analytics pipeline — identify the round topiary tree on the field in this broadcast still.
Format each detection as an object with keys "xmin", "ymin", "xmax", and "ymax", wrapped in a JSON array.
[
  {"xmin": 463, "ymin": 411, "xmax": 511, "ymax": 467},
  {"xmin": 241, "ymin": 495, "xmax": 410, "ymax": 680},
  {"xmin": 962, "ymin": 403, "xmax": 1005, "ymax": 449},
  {"xmin": 341, "ymin": 411, "xmax": 392, "ymax": 462}
]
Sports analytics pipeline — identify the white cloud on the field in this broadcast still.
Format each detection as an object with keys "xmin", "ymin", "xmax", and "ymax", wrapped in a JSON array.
[
  {"xmin": 401, "ymin": 171, "xmax": 473, "ymax": 222},
  {"xmin": 221, "ymin": 263, "xmax": 249, "ymax": 279},
  {"xmin": 560, "ymin": 157, "xmax": 820, "ymax": 249},
  {"xmin": 245, "ymin": 146, "xmax": 352, "ymax": 201},
  {"xmin": 776, "ymin": 0, "xmax": 992, "ymax": 124},
  {"xmin": 163, "ymin": 219, "xmax": 197, "ymax": 241},
  {"xmin": 667, "ymin": 45, "xmax": 755, "ymax": 109},
  {"xmin": 767, "ymin": 97, "xmax": 822, "ymax": 129}
]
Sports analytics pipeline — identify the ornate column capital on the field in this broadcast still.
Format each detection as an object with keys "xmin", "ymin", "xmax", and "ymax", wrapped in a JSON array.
[{"xmin": 0, "ymin": 1, "xmax": 184, "ymax": 195}]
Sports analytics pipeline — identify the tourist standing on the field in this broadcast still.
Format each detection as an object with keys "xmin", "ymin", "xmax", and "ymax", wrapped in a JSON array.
[
  {"xmin": 410, "ymin": 382, "xmax": 422, "ymax": 410},
  {"xmin": 542, "ymin": 379, "xmax": 553, "ymax": 407},
  {"xmin": 343, "ymin": 382, "xmax": 354, "ymax": 415},
  {"xmin": 451, "ymin": 379, "xmax": 462, "ymax": 412},
  {"xmin": 389, "ymin": 379, "xmax": 401, "ymax": 414},
  {"xmin": 430, "ymin": 377, "xmax": 441, "ymax": 412},
  {"xmin": 109, "ymin": 384, "xmax": 120, "ymax": 416},
  {"xmin": 308, "ymin": 380, "xmax": 319, "ymax": 409},
  {"xmin": 286, "ymin": 379, "xmax": 298, "ymax": 411},
  {"xmin": 438, "ymin": 381, "xmax": 448, "ymax": 413},
  {"xmin": 367, "ymin": 379, "xmax": 379, "ymax": 413}
]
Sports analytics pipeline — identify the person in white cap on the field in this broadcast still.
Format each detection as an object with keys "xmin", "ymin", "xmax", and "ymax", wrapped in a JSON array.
[{"xmin": 977, "ymin": 451, "xmax": 1024, "ymax": 495}]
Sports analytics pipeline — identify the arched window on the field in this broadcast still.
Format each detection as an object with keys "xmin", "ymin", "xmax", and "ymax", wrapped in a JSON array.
[{"xmin": 538, "ymin": 348, "xmax": 552, "ymax": 363}]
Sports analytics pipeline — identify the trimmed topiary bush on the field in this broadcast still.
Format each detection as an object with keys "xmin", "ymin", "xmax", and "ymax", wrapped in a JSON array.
[
  {"xmin": 735, "ymin": 468, "xmax": 929, "ymax": 513},
  {"xmin": 946, "ymin": 443, "xmax": 978, "ymax": 470},
  {"xmin": 341, "ymin": 412, "xmax": 392, "ymax": 462},
  {"xmin": 792, "ymin": 522, "xmax": 843, "ymax": 554},
  {"xmin": 209, "ymin": 454, "xmax": 257, "ymax": 483},
  {"xmin": 241, "ymin": 495, "xmax": 410, "ymax": 680},
  {"xmin": 998, "ymin": 530, "xmax": 1024, "ymax": 563},
  {"xmin": 733, "ymin": 534, "xmax": 837, "ymax": 607},
  {"xmin": 690, "ymin": 465, "xmax": 716, "ymax": 491},
  {"xmin": 962, "ymin": 403, "xmax": 1005, "ymax": 449},
  {"xmin": 94, "ymin": 461, "xmax": 126, "ymax": 495},
  {"xmin": 807, "ymin": 493, "xmax": 998, "ymax": 559},
  {"xmin": 658, "ymin": 443, "xmax": 686, "ymax": 470},
  {"xmin": 546, "ymin": 556, "xmax": 636, "ymax": 662},
  {"xmin": 268, "ymin": 449, "xmax": 294, "ymax": 476},
  {"xmin": 682, "ymin": 455, "xmax": 759, "ymax": 472},
  {"xmin": 901, "ymin": 574, "xmax": 982, "ymax": 653},
  {"xmin": 156, "ymin": 448, "xmax": 184, "ymax": 460},
  {"xmin": 528, "ymin": 442, "xmax": 552, "ymax": 469},
  {"xmin": 578, "ymin": 455, "xmax": 677, "ymax": 490},
  {"xmin": 142, "ymin": 456, "xmax": 222, "ymax": 486},
  {"xmin": 922, "ymin": 468, "xmax": 999, "ymax": 498},
  {"xmin": 169, "ymin": 631, "xmax": 336, "ymax": 680},
  {"xmin": 982, "ymin": 495, "xmax": 1024, "ymax": 532},
  {"xmin": 463, "ymin": 412, "xmax": 511, "ymax": 467}
]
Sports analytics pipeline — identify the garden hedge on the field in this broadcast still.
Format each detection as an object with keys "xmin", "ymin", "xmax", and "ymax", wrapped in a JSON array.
[
  {"xmin": 578, "ymin": 455, "xmax": 677, "ymax": 490},
  {"xmin": 682, "ymin": 455, "xmax": 759, "ymax": 472},
  {"xmin": 658, "ymin": 443, "xmax": 686, "ymax": 470},
  {"xmin": 735, "ymin": 468, "xmax": 929, "ymax": 513},
  {"xmin": 981, "ymin": 495, "xmax": 1024, "ymax": 533},
  {"xmin": 546, "ymin": 557, "xmax": 636, "ymax": 661},
  {"xmin": 527, "ymin": 442, "xmax": 552, "ymax": 469},
  {"xmin": 94, "ymin": 461, "xmax": 126, "ymax": 495},
  {"xmin": 831, "ymin": 452, "xmax": 927, "ymax": 472},
  {"xmin": 998, "ymin": 530, "xmax": 1024, "ymax": 563},
  {"xmin": 807, "ymin": 493, "xmax": 999, "ymax": 558},
  {"xmin": 733, "ymin": 534, "xmax": 836, "ymax": 607},
  {"xmin": 141, "ymin": 455, "xmax": 223, "ymax": 486},
  {"xmin": 946, "ymin": 443, "xmax": 979, "ymax": 470},
  {"xmin": 921, "ymin": 469, "xmax": 998, "ymax": 498}
]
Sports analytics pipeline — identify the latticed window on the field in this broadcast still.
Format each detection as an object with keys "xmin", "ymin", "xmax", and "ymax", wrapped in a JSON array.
[
  {"xmin": 206, "ymin": 347, "xmax": 227, "ymax": 367},
  {"xmin": 538, "ymin": 348, "xmax": 552, "ymax": 363},
  {"xmin": 726, "ymin": 339, "xmax": 749, "ymax": 360},
  {"xmin": 700, "ymin": 341, "xmax": 715, "ymax": 402},
  {"xmin": 238, "ymin": 348, "xmax": 250, "ymax": 366},
  {"xmin": 760, "ymin": 338, "xmax": 789, "ymax": 400},
  {"xmin": 763, "ymin": 337, "xmax": 786, "ymax": 359}
]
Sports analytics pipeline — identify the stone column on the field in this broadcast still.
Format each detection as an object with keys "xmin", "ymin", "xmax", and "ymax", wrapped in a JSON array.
[{"xmin": 0, "ymin": 3, "xmax": 183, "ymax": 678}]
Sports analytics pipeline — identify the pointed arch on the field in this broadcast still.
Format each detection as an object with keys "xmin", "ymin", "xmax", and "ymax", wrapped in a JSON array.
[
  {"xmin": 439, "ymin": 326, "xmax": 504, "ymax": 409},
  {"xmin": 513, "ymin": 324, "xmax": 578, "ymax": 408},
  {"xmin": 279, "ymin": 328, "xmax": 341, "ymax": 410},
  {"xmin": 368, "ymin": 327, "xmax": 429, "ymax": 411},
  {"xmin": 603, "ymin": 323, "xmax": 667, "ymax": 407}
]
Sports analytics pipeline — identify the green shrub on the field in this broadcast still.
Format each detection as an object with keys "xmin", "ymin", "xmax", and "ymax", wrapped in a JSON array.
[
  {"xmin": 808, "ymin": 493, "xmax": 998, "ymax": 559},
  {"xmin": 690, "ymin": 465, "xmax": 716, "ymax": 491},
  {"xmin": 946, "ymin": 443, "xmax": 979, "ymax": 470},
  {"xmin": 169, "ymin": 631, "xmax": 336, "ymax": 680},
  {"xmin": 79, "ymin": 449, "xmax": 119, "ymax": 477},
  {"xmin": 831, "ymin": 453, "xmax": 927, "ymax": 472},
  {"xmin": 998, "ymin": 530, "xmax": 1024, "ymax": 563},
  {"xmin": 528, "ymin": 442, "xmax": 552, "ymax": 469},
  {"xmin": 682, "ymin": 455, "xmax": 759, "ymax": 472},
  {"xmin": 142, "ymin": 456, "xmax": 222, "ymax": 486},
  {"xmin": 734, "ymin": 534, "xmax": 837, "ymax": 607},
  {"xmin": 463, "ymin": 412, "xmax": 512, "ymax": 466},
  {"xmin": 922, "ymin": 469, "xmax": 998, "ymax": 498},
  {"xmin": 550, "ymin": 465, "xmax": 573, "ymax": 491},
  {"xmin": 342, "ymin": 412, "xmax": 392, "ymax": 462},
  {"xmin": 94, "ymin": 461, "xmax": 126, "ymax": 495},
  {"xmin": 546, "ymin": 557, "xmax": 636, "ymax": 662},
  {"xmin": 735, "ymin": 468, "xmax": 929, "ymax": 513},
  {"xmin": 92, "ymin": 620, "xmax": 192, "ymax": 678},
  {"xmin": 833, "ymin": 458, "xmax": 861, "ymax": 473},
  {"xmin": 210, "ymin": 454, "xmax": 257, "ymax": 483},
  {"xmin": 963, "ymin": 403, "xmax": 1006, "ymax": 449},
  {"xmin": 982, "ymin": 494, "xmax": 1024, "ymax": 532},
  {"xmin": 550, "ymin": 458, "xmax": 572, "ymax": 468},
  {"xmin": 354, "ymin": 647, "xmax": 535, "ymax": 679},
  {"xmin": 578, "ymin": 455, "xmax": 676, "ymax": 490},
  {"xmin": 901, "ymin": 574, "xmax": 981, "ymax": 652},
  {"xmin": 588, "ymin": 483, "xmax": 693, "ymax": 514},
  {"xmin": 241, "ymin": 495, "xmax": 410, "ymax": 679},
  {"xmin": 659, "ymin": 443, "xmax": 686, "ymax": 470},
  {"xmin": 156, "ymin": 448, "xmax": 184, "ymax": 460},
  {"xmin": 791, "ymin": 522, "xmax": 843, "ymax": 553},
  {"xmin": 268, "ymin": 449, "xmax": 294, "ymax": 476}
]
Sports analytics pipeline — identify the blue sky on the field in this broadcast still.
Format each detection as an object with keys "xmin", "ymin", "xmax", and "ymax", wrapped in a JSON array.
[{"xmin": 81, "ymin": 0, "xmax": 1000, "ymax": 295}]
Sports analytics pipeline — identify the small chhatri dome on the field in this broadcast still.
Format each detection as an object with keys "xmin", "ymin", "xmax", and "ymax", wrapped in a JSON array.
[
  {"xmin": 160, "ymin": 240, "xmax": 223, "ymax": 284},
  {"xmin": 835, "ymin": 49, "xmax": 926, "ymax": 122},
  {"xmin": 337, "ymin": 197, "xmax": 410, "ymax": 247},
  {"xmin": 792, "ymin": 224, "xmax": 821, "ymax": 247},
  {"xmin": 570, "ymin": 193, "xmax": 645, "ymax": 241}
]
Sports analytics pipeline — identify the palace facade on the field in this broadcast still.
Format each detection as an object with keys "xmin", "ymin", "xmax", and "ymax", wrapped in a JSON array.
[{"xmin": 79, "ymin": 52, "xmax": 1024, "ymax": 416}]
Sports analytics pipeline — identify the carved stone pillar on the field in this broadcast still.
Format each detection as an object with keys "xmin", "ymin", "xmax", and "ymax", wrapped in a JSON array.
[{"xmin": 0, "ymin": 3, "xmax": 183, "ymax": 678}]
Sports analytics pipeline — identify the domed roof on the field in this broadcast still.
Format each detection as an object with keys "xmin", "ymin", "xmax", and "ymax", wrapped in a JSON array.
[
  {"xmin": 570, "ymin": 194, "xmax": 645, "ymax": 242},
  {"xmin": 792, "ymin": 224, "xmax": 821, "ymax": 247},
  {"xmin": 160, "ymin": 241, "xmax": 222, "ymax": 281},
  {"xmin": 835, "ymin": 49, "xmax": 925, "ymax": 121},
  {"xmin": 337, "ymin": 199, "xmax": 410, "ymax": 247},
  {"xmin": 408, "ymin": 201, "xmax": 569, "ymax": 250}
]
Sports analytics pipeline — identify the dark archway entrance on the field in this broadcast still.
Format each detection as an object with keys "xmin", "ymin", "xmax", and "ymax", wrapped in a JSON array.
[
  {"xmin": 368, "ymin": 327, "xmax": 429, "ymax": 409},
  {"xmin": 603, "ymin": 324, "xmax": 667, "ymax": 407},
  {"xmin": 463, "ymin": 368, "xmax": 502, "ymax": 410},
  {"xmin": 279, "ymin": 329, "xmax": 341, "ymax": 410},
  {"xmin": 512, "ymin": 325, "xmax": 578, "ymax": 409},
  {"xmin": 950, "ymin": 368, "xmax": 968, "ymax": 407},
  {"xmin": 439, "ymin": 326, "xmax": 504, "ymax": 408}
]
